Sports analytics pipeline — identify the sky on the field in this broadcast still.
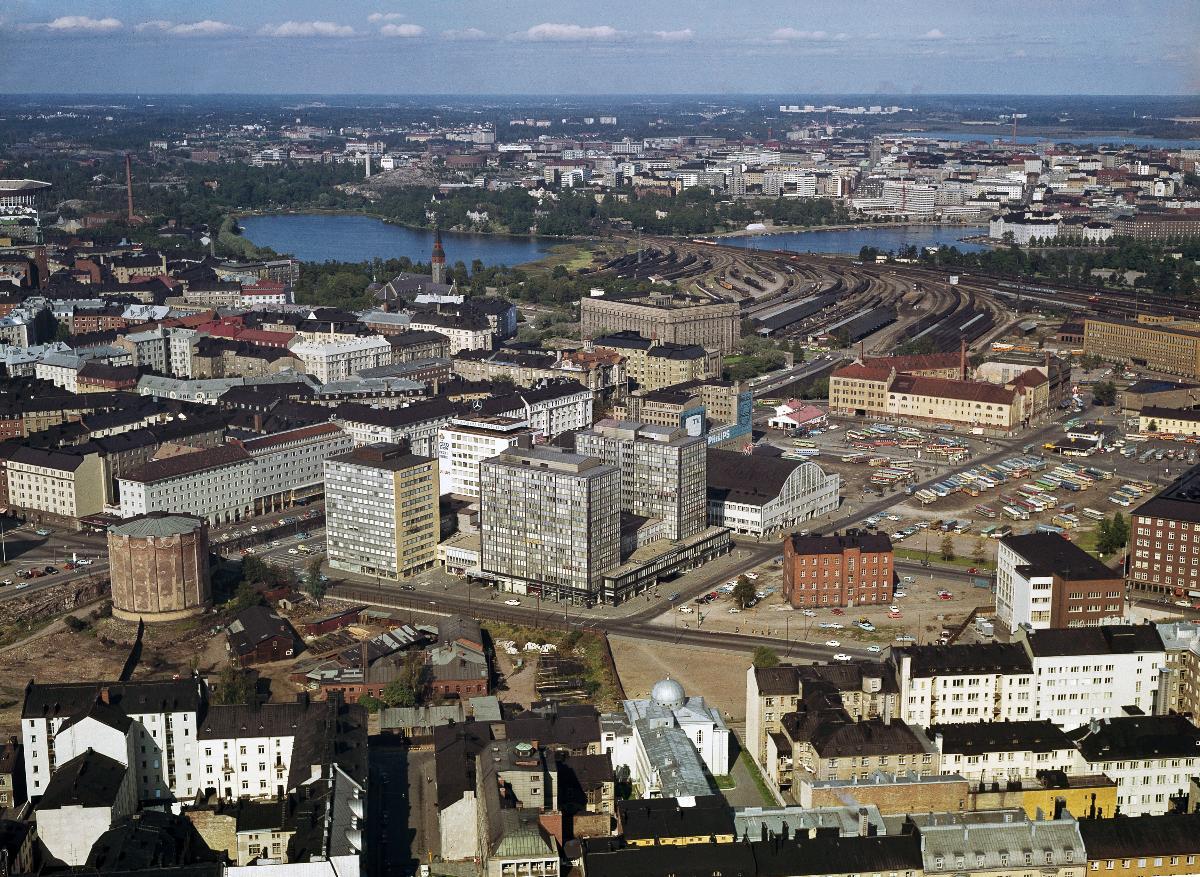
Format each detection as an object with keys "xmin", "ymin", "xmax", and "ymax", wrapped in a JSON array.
[{"xmin": 1, "ymin": 0, "xmax": 1197, "ymax": 95}]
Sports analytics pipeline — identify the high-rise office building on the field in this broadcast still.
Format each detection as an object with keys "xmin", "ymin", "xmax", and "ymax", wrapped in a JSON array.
[
  {"xmin": 573, "ymin": 419, "xmax": 706, "ymax": 541},
  {"xmin": 325, "ymin": 442, "xmax": 439, "ymax": 580},
  {"xmin": 480, "ymin": 445, "xmax": 620, "ymax": 604}
]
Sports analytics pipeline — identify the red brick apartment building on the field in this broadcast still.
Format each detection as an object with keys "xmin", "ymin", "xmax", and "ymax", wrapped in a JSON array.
[{"xmin": 783, "ymin": 531, "xmax": 894, "ymax": 608}]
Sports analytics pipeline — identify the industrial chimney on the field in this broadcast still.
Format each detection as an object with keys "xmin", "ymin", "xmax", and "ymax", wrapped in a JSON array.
[{"xmin": 125, "ymin": 153, "xmax": 135, "ymax": 222}]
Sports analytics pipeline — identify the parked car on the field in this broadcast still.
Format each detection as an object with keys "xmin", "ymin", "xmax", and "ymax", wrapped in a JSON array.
[
  {"xmin": 825, "ymin": 640, "xmax": 841, "ymax": 647},
  {"xmin": 802, "ymin": 609, "xmax": 817, "ymax": 617},
  {"xmin": 833, "ymin": 653, "xmax": 852, "ymax": 662},
  {"xmin": 866, "ymin": 645, "xmax": 882, "ymax": 653},
  {"xmin": 504, "ymin": 599, "xmax": 521, "ymax": 607},
  {"xmin": 678, "ymin": 606, "xmax": 694, "ymax": 614}
]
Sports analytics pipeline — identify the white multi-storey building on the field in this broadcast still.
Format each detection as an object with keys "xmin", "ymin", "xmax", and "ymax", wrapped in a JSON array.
[
  {"xmin": 21, "ymin": 680, "xmax": 366, "ymax": 813},
  {"xmin": 996, "ymin": 533, "xmax": 1126, "ymax": 632},
  {"xmin": 930, "ymin": 720, "xmax": 1080, "ymax": 784},
  {"xmin": 288, "ymin": 335, "xmax": 392, "ymax": 383},
  {"xmin": 21, "ymin": 679, "xmax": 203, "ymax": 802},
  {"xmin": 436, "ymin": 416, "xmax": 533, "ymax": 499},
  {"xmin": 117, "ymin": 444, "xmax": 256, "ymax": 525},
  {"xmin": 894, "ymin": 643, "xmax": 1035, "ymax": 727},
  {"xmin": 705, "ymin": 450, "xmax": 840, "ymax": 537},
  {"xmin": 481, "ymin": 381, "xmax": 594, "ymax": 439},
  {"xmin": 1020, "ymin": 625, "xmax": 1165, "ymax": 729},
  {"xmin": 1068, "ymin": 714, "xmax": 1200, "ymax": 816},
  {"xmin": 235, "ymin": 422, "xmax": 353, "ymax": 514},
  {"xmin": 335, "ymin": 398, "xmax": 459, "ymax": 456}
]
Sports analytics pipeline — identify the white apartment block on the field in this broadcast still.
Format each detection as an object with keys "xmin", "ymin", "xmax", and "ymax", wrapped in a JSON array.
[
  {"xmin": 118, "ymin": 444, "xmax": 256, "ymax": 525},
  {"xmin": 436, "ymin": 416, "xmax": 533, "ymax": 499},
  {"xmin": 236, "ymin": 423, "xmax": 353, "ymax": 513},
  {"xmin": 485, "ymin": 383, "xmax": 594, "ymax": 438},
  {"xmin": 406, "ymin": 317, "xmax": 490, "ymax": 355},
  {"xmin": 22, "ymin": 681, "xmax": 362, "ymax": 812},
  {"xmin": 288, "ymin": 335, "xmax": 392, "ymax": 383},
  {"xmin": 22, "ymin": 680, "xmax": 203, "ymax": 803},
  {"xmin": 334, "ymin": 399, "xmax": 459, "ymax": 456},
  {"xmin": 1020, "ymin": 625, "xmax": 1165, "ymax": 729},
  {"xmin": 1069, "ymin": 715, "xmax": 1200, "ymax": 816},
  {"xmin": 930, "ymin": 721, "xmax": 1081, "ymax": 785},
  {"xmin": 894, "ymin": 644, "xmax": 1035, "ymax": 727}
]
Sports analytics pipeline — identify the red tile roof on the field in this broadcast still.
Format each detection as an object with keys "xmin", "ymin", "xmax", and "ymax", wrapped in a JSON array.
[
  {"xmin": 832, "ymin": 364, "xmax": 892, "ymax": 382},
  {"xmin": 890, "ymin": 373, "xmax": 1016, "ymax": 405},
  {"xmin": 863, "ymin": 352, "xmax": 961, "ymax": 373}
]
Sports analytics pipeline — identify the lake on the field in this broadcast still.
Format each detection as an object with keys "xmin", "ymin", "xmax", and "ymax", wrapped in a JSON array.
[
  {"xmin": 878, "ymin": 130, "xmax": 1200, "ymax": 149},
  {"xmin": 238, "ymin": 213, "xmax": 552, "ymax": 266},
  {"xmin": 723, "ymin": 225, "xmax": 990, "ymax": 255}
]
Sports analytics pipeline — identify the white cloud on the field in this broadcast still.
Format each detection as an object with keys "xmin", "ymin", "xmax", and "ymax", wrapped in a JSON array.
[
  {"xmin": 137, "ymin": 19, "xmax": 238, "ymax": 37},
  {"xmin": 380, "ymin": 23, "xmax": 424, "ymax": 37},
  {"xmin": 368, "ymin": 13, "xmax": 405, "ymax": 23},
  {"xmin": 443, "ymin": 27, "xmax": 489, "ymax": 40},
  {"xmin": 923, "ymin": 28, "xmax": 945, "ymax": 39},
  {"xmin": 258, "ymin": 21, "xmax": 355, "ymax": 38},
  {"xmin": 653, "ymin": 28, "xmax": 694, "ymax": 42},
  {"xmin": 770, "ymin": 28, "xmax": 846, "ymax": 41},
  {"xmin": 43, "ymin": 15, "xmax": 122, "ymax": 32},
  {"xmin": 523, "ymin": 23, "xmax": 618, "ymax": 41}
]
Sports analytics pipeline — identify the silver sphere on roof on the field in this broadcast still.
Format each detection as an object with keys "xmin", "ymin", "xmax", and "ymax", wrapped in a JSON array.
[{"xmin": 650, "ymin": 678, "xmax": 686, "ymax": 710}]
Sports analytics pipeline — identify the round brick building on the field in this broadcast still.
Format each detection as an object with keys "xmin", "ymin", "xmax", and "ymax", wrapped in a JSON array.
[{"xmin": 107, "ymin": 513, "xmax": 212, "ymax": 622}]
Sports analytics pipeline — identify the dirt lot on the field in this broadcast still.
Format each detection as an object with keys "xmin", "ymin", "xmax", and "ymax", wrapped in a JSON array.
[
  {"xmin": 609, "ymin": 635, "xmax": 751, "ymax": 723},
  {"xmin": 644, "ymin": 551, "xmax": 992, "ymax": 651}
]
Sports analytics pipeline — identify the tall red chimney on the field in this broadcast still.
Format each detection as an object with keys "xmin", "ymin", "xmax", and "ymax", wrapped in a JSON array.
[
  {"xmin": 960, "ymin": 338, "xmax": 967, "ymax": 380},
  {"xmin": 125, "ymin": 153, "xmax": 135, "ymax": 222}
]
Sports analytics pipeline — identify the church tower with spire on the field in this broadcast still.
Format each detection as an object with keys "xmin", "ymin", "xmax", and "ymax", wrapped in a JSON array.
[{"xmin": 430, "ymin": 224, "xmax": 447, "ymax": 286}]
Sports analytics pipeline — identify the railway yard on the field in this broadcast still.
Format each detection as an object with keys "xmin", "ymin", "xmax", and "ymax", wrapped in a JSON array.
[{"xmin": 587, "ymin": 232, "xmax": 1195, "ymax": 363}]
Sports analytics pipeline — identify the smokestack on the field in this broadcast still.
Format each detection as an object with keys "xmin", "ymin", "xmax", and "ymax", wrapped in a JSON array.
[
  {"xmin": 125, "ymin": 153, "xmax": 135, "ymax": 222},
  {"xmin": 858, "ymin": 807, "xmax": 870, "ymax": 837},
  {"xmin": 960, "ymin": 338, "xmax": 967, "ymax": 381},
  {"xmin": 364, "ymin": 152, "xmax": 372, "ymax": 178}
]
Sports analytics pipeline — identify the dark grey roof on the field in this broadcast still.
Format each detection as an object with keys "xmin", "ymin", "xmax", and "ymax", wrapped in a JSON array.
[
  {"xmin": 22, "ymin": 679, "xmax": 204, "ymax": 720},
  {"xmin": 36, "ymin": 750, "xmax": 126, "ymax": 810},
  {"xmin": 929, "ymin": 720, "xmax": 1073, "ymax": 755},
  {"xmin": 225, "ymin": 605, "xmax": 301, "ymax": 658},
  {"xmin": 57, "ymin": 699, "xmax": 135, "ymax": 735},
  {"xmin": 894, "ymin": 643, "xmax": 1032, "ymax": 677},
  {"xmin": 1025, "ymin": 625, "xmax": 1164, "ymax": 657},
  {"xmin": 1078, "ymin": 814, "xmax": 1200, "ymax": 859},
  {"xmin": 753, "ymin": 665, "xmax": 802, "ymax": 696},
  {"xmin": 6, "ymin": 445, "xmax": 88, "ymax": 472},
  {"xmin": 1000, "ymin": 532, "xmax": 1118, "ymax": 580},
  {"xmin": 707, "ymin": 449, "xmax": 805, "ymax": 507},
  {"xmin": 788, "ymin": 530, "xmax": 893, "ymax": 556},
  {"xmin": 617, "ymin": 795, "xmax": 734, "ymax": 842},
  {"xmin": 754, "ymin": 834, "xmax": 924, "ymax": 877},
  {"xmin": 1069, "ymin": 714, "xmax": 1200, "ymax": 761},
  {"xmin": 1133, "ymin": 466, "xmax": 1200, "ymax": 524},
  {"xmin": 334, "ymin": 396, "xmax": 458, "ymax": 428}
]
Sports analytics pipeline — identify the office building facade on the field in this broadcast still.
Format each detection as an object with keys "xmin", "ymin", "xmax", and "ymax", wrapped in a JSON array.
[
  {"xmin": 324, "ymin": 442, "xmax": 440, "ymax": 580},
  {"xmin": 480, "ymin": 445, "xmax": 620, "ymax": 604}
]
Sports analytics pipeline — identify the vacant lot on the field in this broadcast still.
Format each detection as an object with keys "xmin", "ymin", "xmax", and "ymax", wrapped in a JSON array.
[{"xmin": 609, "ymin": 635, "xmax": 752, "ymax": 723}]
